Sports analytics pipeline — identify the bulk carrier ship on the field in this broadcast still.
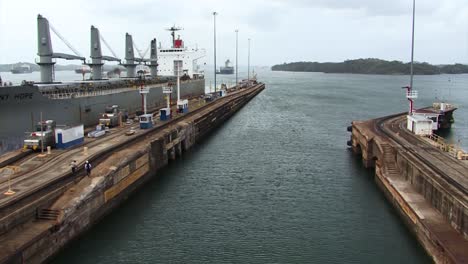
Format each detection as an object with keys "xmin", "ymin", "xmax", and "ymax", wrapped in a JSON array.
[{"xmin": 0, "ymin": 15, "xmax": 206, "ymax": 153}]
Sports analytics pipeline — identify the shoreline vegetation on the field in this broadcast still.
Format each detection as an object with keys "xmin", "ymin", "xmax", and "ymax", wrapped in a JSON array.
[{"xmin": 271, "ymin": 58, "xmax": 468, "ymax": 75}]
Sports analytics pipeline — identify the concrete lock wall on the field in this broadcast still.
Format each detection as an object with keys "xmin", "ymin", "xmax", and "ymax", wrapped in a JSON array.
[
  {"xmin": 350, "ymin": 119, "xmax": 468, "ymax": 264},
  {"xmin": 396, "ymin": 151, "xmax": 468, "ymax": 239},
  {"xmin": 373, "ymin": 163, "xmax": 451, "ymax": 264},
  {"xmin": 2, "ymin": 84, "xmax": 265, "ymax": 264}
]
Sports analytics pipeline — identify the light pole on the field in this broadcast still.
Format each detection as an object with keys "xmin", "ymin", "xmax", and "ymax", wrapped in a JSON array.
[
  {"xmin": 410, "ymin": 0, "xmax": 415, "ymax": 92},
  {"xmin": 235, "ymin": 29, "xmax": 239, "ymax": 88},
  {"xmin": 213, "ymin": 11, "xmax": 217, "ymax": 92},
  {"xmin": 248, "ymin": 38, "xmax": 251, "ymax": 82}
]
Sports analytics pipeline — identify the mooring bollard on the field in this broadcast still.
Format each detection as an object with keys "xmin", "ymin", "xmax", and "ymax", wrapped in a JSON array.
[{"xmin": 47, "ymin": 146, "xmax": 51, "ymax": 155}]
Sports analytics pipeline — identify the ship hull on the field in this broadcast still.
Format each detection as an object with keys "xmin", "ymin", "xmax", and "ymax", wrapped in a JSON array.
[
  {"xmin": 0, "ymin": 79, "xmax": 205, "ymax": 153},
  {"xmin": 437, "ymin": 108, "xmax": 456, "ymax": 130},
  {"xmin": 10, "ymin": 69, "xmax": 33, "ymax": 74},
  {"xmin": 218, "ymin": 67, "xmax": 234, "ymax": 75},
  {"xmin": 74, "ymin": 69, "xmax": 91, "ymax": 74}
]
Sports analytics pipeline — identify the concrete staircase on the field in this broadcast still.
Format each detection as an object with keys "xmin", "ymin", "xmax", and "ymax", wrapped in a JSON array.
[{"xmin": 381, "ymin": 144, "xmax": 400, "ymax": 177}]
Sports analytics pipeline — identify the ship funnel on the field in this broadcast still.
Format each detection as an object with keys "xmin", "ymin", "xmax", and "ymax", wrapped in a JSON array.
[
  {"xmin": 149, "ymin": 38, "xmax": 158, "ymax": 77},
  {"xmin": 37, "ymin": 14, "xmax": 55, "ymax": 83},
  {"xmin": 89, "ymin": 25, "xmax": 103, "ymax": 80},
  {"xmin": 123, "ymin": 33, "xmax": 136, "ymax": 78}
]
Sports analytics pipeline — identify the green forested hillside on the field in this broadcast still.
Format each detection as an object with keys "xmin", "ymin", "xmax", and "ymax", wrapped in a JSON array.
[{"xmin": 271, "ymin": 59, "xmax": 468, "ymax": 75}]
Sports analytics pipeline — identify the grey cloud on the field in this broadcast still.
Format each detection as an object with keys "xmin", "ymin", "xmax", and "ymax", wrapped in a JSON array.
[
  {"xmin": 272, "ymin": 0, "xmax": 438, "ymax": 16},
  {"xmin": 0, "ymin": 0, "xmax": 466, "ymax": 65},
  {"xmin": 246, "ymin": 5, "xmax": 286, "ymax": 31},
  {"xmin": 85, "ymin": 1, "xmax": 177, "ymax": 24}
]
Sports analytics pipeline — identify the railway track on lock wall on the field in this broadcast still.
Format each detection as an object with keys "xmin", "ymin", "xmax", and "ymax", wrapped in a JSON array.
[
  {"xmin": 0, "ymin": 84, "xmax": 265, "ymax": 216},
  {"xmin": 0, "ymin": 86, "xmax": 251, "ymax": 186},
  {"xmin": 374, "ymin": 114, "xmax": 468, "ymax": 196},
  {"xmin": 0, "ymin": 92, "xmax": 205, "ymax": 184}
]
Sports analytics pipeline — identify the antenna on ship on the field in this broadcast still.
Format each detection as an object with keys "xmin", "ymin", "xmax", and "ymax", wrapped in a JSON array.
[{"xmin": 166, "ymin": 25, "xmax": 183, "ymax": 48}]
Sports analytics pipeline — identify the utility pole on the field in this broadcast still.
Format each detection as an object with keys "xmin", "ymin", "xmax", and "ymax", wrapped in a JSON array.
[
  {"xmin": 235, "ymin": 29, "xmax": 239, "ymax": 88},
  {"xmin": 248, "ymin": 38, "xmax": 251, "ymax": 83},
  {"xmin": 213, "ymin": 11, "xmax": 218, "ymax": 92},
  {"xmin": 410, "ymin": 0, "xmax": 416, "ymax": 91}
]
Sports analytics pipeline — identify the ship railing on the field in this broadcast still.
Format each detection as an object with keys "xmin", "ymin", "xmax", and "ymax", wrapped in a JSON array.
[
  {"xmin": 41, "ymin": 83, "xmax": 168, "ymax": 99},
  {"xmin": 423, "ymin": 132, "xmax": 467, "ymax": 159}
]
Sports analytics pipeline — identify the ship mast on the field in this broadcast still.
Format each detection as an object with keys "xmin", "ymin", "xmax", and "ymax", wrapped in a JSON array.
[{"xmin": 166, "ymin": 26, "xmax": 182, "ymax": 48}]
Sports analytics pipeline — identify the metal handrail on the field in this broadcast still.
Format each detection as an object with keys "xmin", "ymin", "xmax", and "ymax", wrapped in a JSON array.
[{"xmin": 40, "ymin": 81, "xmax": 179, "ymax": 100}]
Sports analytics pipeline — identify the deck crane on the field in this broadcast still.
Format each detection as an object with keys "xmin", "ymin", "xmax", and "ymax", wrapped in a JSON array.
[
  {"xmin": 37, "ymin": 14, "xmax": 86, "ymax": 83},
  {"xmin": 87, "ymin": 26, "xmax": 121, "ymax": 80},
  {"xmin": 123, "ymin": 34, "xmax": 158, "ymax": 78},
  {"xmin": 122, "ymin": 33, "xmax": 149, "ymax": 78},
  {"xmin": 149, "ymin": 38, "xmax": 158, "ymax": 77}
]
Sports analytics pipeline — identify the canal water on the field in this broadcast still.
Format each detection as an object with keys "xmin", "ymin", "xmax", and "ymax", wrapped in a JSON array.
[{"xmin": 30, "ymin": 70, "xmax": 468, "ymax": 263}]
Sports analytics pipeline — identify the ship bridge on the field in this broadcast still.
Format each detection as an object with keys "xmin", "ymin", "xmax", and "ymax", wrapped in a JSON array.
[{"xmin": 156, "ymin": 27, "xmax": 205, "ymax": 78}]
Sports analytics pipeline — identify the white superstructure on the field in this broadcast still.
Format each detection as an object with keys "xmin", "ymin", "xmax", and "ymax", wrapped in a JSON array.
[{"xmin": 157, "ymin": 28, "xmax": 206, "ymax": 79}]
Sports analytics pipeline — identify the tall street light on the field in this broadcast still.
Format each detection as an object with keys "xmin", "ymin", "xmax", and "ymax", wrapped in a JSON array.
[
  {"xmin": 235, "ymin": 29, "xmax": 239, "ymax": 88},
  {"xmin": 213, "ymin": 11, "xmax": 217, "ymax": 92},
  {"xmin": 410, "ymin": 0, "xmax": 415, "ymax": 92},
  {"xmin": 248, "ymin": 38, "xmax": 251, "ymax": 82}
]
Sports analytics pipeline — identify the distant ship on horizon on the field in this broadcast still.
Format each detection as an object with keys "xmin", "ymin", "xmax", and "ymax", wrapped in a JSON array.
[
  {"xmin": 74, "ymin": 65, "xmax": 91, "ymax": 74},
  {"xmin": 11, "ymin": 64, "xmax": 33, "ymax": 74},
  {"xmin": 217, "ymin": 59, "xmax": 234, "ymax": 75}
]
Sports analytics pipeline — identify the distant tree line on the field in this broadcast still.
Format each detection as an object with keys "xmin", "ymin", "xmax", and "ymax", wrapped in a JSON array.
[{"xmin": 271, "ymin": 58, "xmax": 468, "ymax": 75}]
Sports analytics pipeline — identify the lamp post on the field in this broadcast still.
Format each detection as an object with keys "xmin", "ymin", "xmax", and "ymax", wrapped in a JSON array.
[
  {"xmin": 404, "ymin": 0, "xmax": 416, "ymax": 115},
  {"xmin": 213, "ymin": 11, "xmax": 217, "ymax": 92},
  {"xmin": 235, "ymin": 29, "xmax": 239, "ymax": 88},
  {"xmin": 247, "ymin": 38, "xmax": 251, "ymax": 83}
]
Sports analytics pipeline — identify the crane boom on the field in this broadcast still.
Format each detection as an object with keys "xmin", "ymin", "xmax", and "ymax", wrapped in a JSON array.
[
  {"xmin": 100, "ymin": 34, "xmax": 119, "ymax": 59},
  {"xmin": 133, "ymin": 42, "xmax": 144, "ymax": 59},
  {"xmin": 141, "ymin": 44, "xmax": 150, "ymax": 58},
  {"xmin": 49, "ymin": 23, "xmax": 83, "ymax": 57}
]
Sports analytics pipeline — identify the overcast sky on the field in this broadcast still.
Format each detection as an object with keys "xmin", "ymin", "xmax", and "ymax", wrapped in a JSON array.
[{"xmin": 1, "ymin": 0, "xmax": 467, "ymax": 66}]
